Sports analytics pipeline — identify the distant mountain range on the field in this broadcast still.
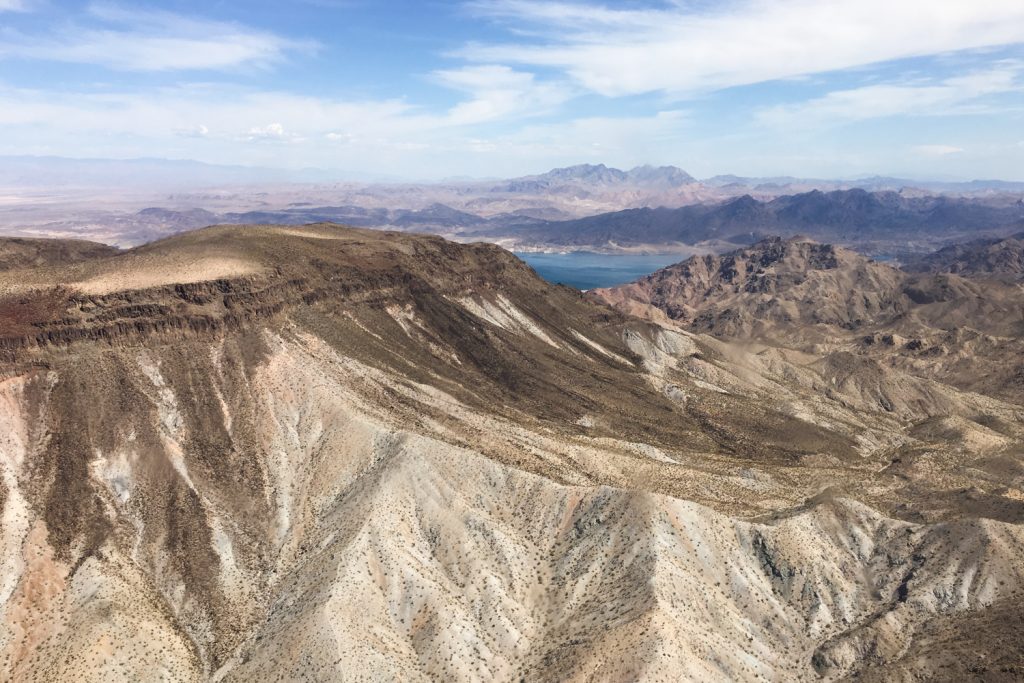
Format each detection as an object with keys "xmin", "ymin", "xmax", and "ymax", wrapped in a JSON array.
[
  {"xmin": 492, "ymin": 164, "xmax": 697, "ymax": 193},
  {"xmin": 3, "ymin": 157, "xmax": 1024, "ymax": 253},
  {"xmin": 703, "ymin": 173, "xmax": 1024, "ymax": 194},
  {"xmin": 13, "ymin": 187, "xmax": 1023, "ymax": 255},
  {"xmin": 483, "ymin": 188, "xmax": 1024, "ymax": 255},
  {"xmin": 3, "ymin": 155, "xmax": 1022, "ymax": 195},
  {"xmin": 498, "ymin": 164, "xmax": 1024, "ymax": 196}
]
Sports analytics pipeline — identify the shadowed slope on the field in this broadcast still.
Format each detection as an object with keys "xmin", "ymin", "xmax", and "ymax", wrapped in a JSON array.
[{"xmin": 0, "ymin": 237, "xmax": 118, "ymax": 271}]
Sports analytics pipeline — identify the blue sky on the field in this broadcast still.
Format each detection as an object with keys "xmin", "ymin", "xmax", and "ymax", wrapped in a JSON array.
[{"xmin": 1, "ymin": 0, "xmax": 1023, "ymax": 180}]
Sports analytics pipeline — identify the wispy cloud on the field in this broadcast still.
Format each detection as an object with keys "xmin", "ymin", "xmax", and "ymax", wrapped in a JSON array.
[
  {"xmin": 431, "ymin": 65, "xmax": 572, "ymax": 124},
  {"xmin": 0, "ymin": 79, "xmax": 691, "ymax": 176},
  {"xmin": 0, "ymin": 0, "xmax": 1021, "ymax": 179},
  {"xmin": 0, "ymin": 76, "xmax": 569, "ymax": 148},
  {"xmin": 461, "ymin": 0, "xmax": 1024, "ymax": 97},
  {"xmin": 755, "ymin": 62, "xmax": 1024, "ymax": 127},
  {"xmin": 0, "ymin": 3, "xmax": 315, "ymax": 71},
  {"xmin": 0, "ymin": 84, "xmax": 410, "ymax": 148}
]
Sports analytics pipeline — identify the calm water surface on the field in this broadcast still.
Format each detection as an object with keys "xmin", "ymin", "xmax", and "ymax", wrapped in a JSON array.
[{"xmin": 515, "ymin": 251, "xmax": 686, "ymax": 290}]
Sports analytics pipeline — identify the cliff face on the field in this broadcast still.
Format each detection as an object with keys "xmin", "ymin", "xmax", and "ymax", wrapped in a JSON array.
[
  {"xmin": 2, "ymin": 225, "xmax": 1024, "ymax": 681},
  {"xmin": 0, "ymin": 225, "xmax": 539, "ymax": 353}
]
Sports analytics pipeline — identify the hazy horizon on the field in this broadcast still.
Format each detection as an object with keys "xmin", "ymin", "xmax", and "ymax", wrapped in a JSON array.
[{"xmin": 3, "ymin": 153, "xmax": 1023, "ymax": 187}]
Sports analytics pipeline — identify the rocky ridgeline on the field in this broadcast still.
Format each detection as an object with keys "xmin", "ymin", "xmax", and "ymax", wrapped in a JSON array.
[
  {"xmin": 0, "ymin": 226, "xmax": 551, "ymax": 358},
  {"xmin": 594, "ymin": 235, "xmax": 1024, "ymax": 403}
]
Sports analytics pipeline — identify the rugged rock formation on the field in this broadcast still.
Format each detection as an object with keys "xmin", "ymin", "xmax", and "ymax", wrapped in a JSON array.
[
  {"xmin": 906, "ymin": 230, "xmax": 1024, "ymax": 280},
  {"xmin": 2, "ymin": 225, "xmax": 1023, "ymax": 681},
  {"xmin": 593, "ymin": 236, "xmax": 1024, "ymax": 403},
  {"xmin": 592, "ymin": 238, "xmax": 906, "ymax": 333}
]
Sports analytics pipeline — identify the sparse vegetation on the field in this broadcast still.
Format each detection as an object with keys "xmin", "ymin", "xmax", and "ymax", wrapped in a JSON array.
[{"xmin": 0, "ymin": 225, "xmax": 1021, "ymax": 681}]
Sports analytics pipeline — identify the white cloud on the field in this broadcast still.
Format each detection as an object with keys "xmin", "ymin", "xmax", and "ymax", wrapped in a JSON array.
[
  {"xmin": 1, "ymin": 1, "xmax": 1021, "ymax": 180},
  {"xmin": 246, "ymin": 122, "xmax": 289, "ymax": 141},
  {"xmin": 0, "ymin": 3, "xmax": 314, "ymax": 71},
  {"xmin": 755, "ymin": 63, "xmax": 1024, "ymax": 127},
  {"xmin": 462, "ymin": 0, "xmax": 1024, "ymax": 97},
  {"xmin": 431, "ymin": 65, "xmax": 572, "ymax": 124},
  {"xmin": 0, "ymin": 0, "xmax": 30, "ymax": 11}
]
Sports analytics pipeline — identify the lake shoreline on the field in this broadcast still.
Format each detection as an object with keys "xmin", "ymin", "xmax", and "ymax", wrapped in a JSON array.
[{"xmin": 514, "ymin": 251, "xmax": 687, "ymax": 290}]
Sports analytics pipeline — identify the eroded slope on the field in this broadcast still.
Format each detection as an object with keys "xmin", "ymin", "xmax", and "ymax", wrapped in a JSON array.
[{"xmin": 2, "ymin": 225, "xmax": 1023, "ymax": 681}]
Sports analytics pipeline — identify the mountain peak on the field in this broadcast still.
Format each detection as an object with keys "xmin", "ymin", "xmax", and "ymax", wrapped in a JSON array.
[
  {"xmin": 625, "ymin": 164, "xmax": 696, "ymax": 186},
  {"xmin": 508, "ymin": 163, "xmax": 695, "ymax": 189}
]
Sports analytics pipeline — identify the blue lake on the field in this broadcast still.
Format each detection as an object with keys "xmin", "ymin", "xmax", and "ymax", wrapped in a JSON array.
[{"xmin": 515, "ymin": 252, "xmax": 687, "ymax": 290}]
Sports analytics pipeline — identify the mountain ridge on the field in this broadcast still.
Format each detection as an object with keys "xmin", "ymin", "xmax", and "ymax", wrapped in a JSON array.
[
  {"xmin": 494, "ymin": 163, "xmax": 697, "ymax": 192},
  {"xmin": 593, "ymin": 234, "xmax": 1024, "ymax": 401},
  {"xmin": 491, "ymin": 188, "xmax": 1024, "ymax": 252},
  {"xmin": 905, "ymin": 230, "xmax": 1024, "ymax": 279},
  {"xmin": 3, "ymin": 225, "xmax": 1024, "ymax": 681}
]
